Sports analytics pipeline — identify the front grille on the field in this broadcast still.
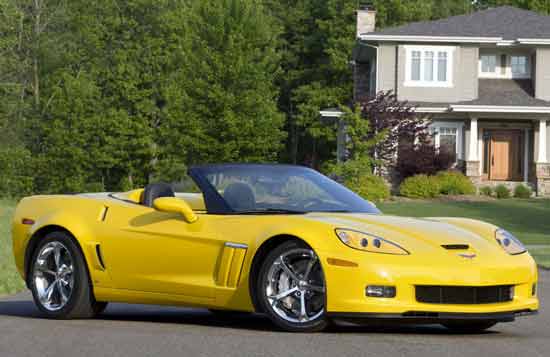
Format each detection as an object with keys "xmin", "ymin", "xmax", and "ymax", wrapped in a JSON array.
[{"xmin": 416, "ymin": 285, "xmax": 513, "ymax": 304}]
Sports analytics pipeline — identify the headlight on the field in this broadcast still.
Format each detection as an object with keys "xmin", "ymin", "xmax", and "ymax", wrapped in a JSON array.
[
  {"xmin": 335, "ymin": 229, "xmax": 409, "ymax": 255},
  {"xmin": 495, "ymin": 229, "xmax": 526, "ymax": 255}
]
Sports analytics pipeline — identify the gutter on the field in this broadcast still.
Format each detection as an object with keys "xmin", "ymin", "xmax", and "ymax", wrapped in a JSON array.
[
  {"xmin": 359, "ymin": 35, "xmax": 504, "ymax": 44},
  {"xmin": 450, "ymin": 105, "xmax": 550, "ymax": 114}
]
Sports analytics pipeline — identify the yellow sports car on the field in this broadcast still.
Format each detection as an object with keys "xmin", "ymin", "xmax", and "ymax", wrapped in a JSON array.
[{"xmin": 12, "ymin": 164, "xmax": 538, "ymax": 332}]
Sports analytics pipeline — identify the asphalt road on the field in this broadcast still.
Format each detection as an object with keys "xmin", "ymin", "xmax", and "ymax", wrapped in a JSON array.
[{"xmin": 0, "ymin": 271, "xmax": 548, "ymax": 357}]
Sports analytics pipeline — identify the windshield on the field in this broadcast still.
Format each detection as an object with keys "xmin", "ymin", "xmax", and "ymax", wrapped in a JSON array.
[{"xmin": 189, "ymin": 164, "xmax": 380, "ymax": 214}]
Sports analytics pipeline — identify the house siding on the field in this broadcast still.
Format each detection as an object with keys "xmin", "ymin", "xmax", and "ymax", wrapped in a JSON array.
[
  {"xmin": 535, "ymin": 48, "xmax": 550, "ymax": 101},
  {"xmin": 396, "ymin": 45, "xmax": 478, "ymax": 103},
  {"xmin": 377, "ymin": 44, "xmax": 397, "ymax": 92}
]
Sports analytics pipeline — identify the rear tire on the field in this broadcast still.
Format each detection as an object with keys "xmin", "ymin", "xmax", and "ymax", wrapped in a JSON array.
[
  {"xmin": 29, "ymin": 231, "xmax": 105, "ymax": 319},
  {"xmin": 256, "ymin": 240, "xmax": 328, "ymax": 332},
  {"xmin": 442, "ymin": 321, "xmax": 497, "ymax": 333}
]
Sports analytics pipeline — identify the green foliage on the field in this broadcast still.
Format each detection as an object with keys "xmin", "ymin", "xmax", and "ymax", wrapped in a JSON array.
[
  {"xmin": 435, "ymin": 171, "xmax": 476, "ymax": 195},
  {"xmin": 480, "ymin": 186, "xmax": 494, "ymax": 196},
  {"xmin": 399, "ymin": 175, "xmax": 440, "ymax": 199},
  {"xmin": 326, "ymin": 156, "xmax": 373, "ymax": 181},
  {"xmin": 495, "ymin": 184, "xmax": 512, "ymax": 199},
  {"xmin": 514, "ymin": 184, "xmax": 533, "ymax": 199},
  {"xmin": 0, "ymin": 200, "xmax": 25, "ymax": 295},
  {"xmin": 345, "ymin": 174, "xmax": 390, "ymax": 202},
  {"xmin": 0, "ymin": 147, "xmax": 34, "ymax": 198},
  {"xmin": 2, "ymin": 0, "xmax": 550, "ymax": 197},
  {"xmin": 163, "ymin": 0, "xmax": 286, "ymax": 165}
]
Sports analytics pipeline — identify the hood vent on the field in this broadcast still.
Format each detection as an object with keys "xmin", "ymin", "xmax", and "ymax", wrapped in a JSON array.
[{"xmin": 441, "ymin": 244, "xmax": 470, "ymax": 250}]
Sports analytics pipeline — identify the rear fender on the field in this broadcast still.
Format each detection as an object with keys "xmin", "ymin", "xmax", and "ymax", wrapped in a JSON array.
[{"xmin": 22, "ymin": 210, "xmax": 112, "ymax": 288}]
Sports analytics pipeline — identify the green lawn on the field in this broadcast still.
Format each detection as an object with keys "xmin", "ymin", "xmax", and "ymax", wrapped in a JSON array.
[
  {"xmin": 0, "ymin": 200, "xmax": 25, "ymax": 295},
  {"xmin": 378, "ymin": 199, "xmax": 550, "ymax": 267}
]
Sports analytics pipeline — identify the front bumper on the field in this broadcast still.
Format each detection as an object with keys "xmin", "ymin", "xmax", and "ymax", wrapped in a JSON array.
[
  {"xmin": 319, "ymin": 249, "xmax": 539, "ymax": 317},
  {"xmin": 329, "ymin": 309, "xmax": 538, "ymax": 324}
]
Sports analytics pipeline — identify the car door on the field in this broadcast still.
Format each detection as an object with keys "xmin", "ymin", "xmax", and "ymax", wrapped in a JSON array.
[{"xmin": 101, "ymin": 202, "xmax": 223, "ymax": 299}]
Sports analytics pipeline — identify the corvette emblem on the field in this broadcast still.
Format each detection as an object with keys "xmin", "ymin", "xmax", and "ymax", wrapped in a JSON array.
[{"xmin": 458, "ymin": 253, "xmax": 477, "ymax": 259}]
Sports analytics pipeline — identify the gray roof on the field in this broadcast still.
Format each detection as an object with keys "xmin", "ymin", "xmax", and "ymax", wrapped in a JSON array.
[
  {"xmin": 367, "ymin": 6, "xmax": 550, "ymax": 40},
  {"xmin": 458, "ymin": 79, "xmax": 550, "ymax": 107},
  {"xmin": 410, "ymin": 80, "xmax": 550, "ymax": 108}
]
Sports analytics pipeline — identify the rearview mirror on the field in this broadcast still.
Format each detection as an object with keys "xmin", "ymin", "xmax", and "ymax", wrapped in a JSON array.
[{"xmin": 153, "ymin": 197, "xmax": 198, "ymax": 223}]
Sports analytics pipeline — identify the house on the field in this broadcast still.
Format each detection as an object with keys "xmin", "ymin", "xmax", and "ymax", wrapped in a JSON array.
[{"xmin": 340, "ymin": 5, "xmax": 550, "ymax": 196}]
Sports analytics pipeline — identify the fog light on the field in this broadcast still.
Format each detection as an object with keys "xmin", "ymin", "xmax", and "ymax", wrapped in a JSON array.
[
  {"xmin": 366, "ymin": 285, "xmax": 396, "ymax": 298},
  {"xmin": 509, "ymin": 286, "xmax": 515, "ymax": 300},
  {"xmin": 532, "ymin": 283, "xmax": 537, "ymax": 296}
]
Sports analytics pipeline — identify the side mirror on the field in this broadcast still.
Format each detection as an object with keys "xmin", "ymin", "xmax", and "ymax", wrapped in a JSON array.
[{"xmin": 153, "ymin": 197, "xmax": 198, "ymax": 223}]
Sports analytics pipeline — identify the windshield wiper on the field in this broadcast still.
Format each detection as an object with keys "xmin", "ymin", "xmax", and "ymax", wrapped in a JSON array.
[{"xmin": 232, "ymin": 208, "xmax": 307, "ymax": 215}]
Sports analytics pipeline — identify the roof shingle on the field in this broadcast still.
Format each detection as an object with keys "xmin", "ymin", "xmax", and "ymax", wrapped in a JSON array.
[{"xmin": 366, "ymin": 6, "xmax": 550, "ymax": 40}]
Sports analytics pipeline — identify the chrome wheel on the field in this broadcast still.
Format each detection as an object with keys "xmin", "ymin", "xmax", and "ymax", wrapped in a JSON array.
[
  {"xmin": 33, "ymin": 241, "xmax": 74, "ymax": 311},
  {"xmin": 265, "ymin": 248, "xmax": 325, "ymax": 323}
]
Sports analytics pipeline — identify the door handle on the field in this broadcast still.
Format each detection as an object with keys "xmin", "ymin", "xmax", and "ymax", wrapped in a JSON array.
[{"xmin": 492, "ymin": 155, "xmax": 494, "ymax": 166}]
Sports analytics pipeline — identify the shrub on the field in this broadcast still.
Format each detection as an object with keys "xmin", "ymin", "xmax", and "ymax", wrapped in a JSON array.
[
  {"xmin": 345, "ymin": 174, "xmax": 390, "ymax": 202},
  {"xmin": 513, "ymin": 184, "xmax": 532, "ymax": 199},
  {"xmin": 494, "ymin": 184, "xmax": 511, "ymax": 199},
  {"xmin": 399, "ymin": 174, "xmax": 440, "ymax": 199},
  {"xmin": 395, "ymin": 143, "xmax": 455, "ymax": 179},
  {"xmin": 479, "ymin": 186, "xmax": 493, "ymax": 196},
  {"xmin": 435, "ymin": 171, "xmax": 475, "ymax": 195}
]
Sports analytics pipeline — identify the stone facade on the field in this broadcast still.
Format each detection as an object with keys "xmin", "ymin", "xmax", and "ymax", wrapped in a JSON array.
[
  {"xmin": 465, "ymin": 161, "xmax": 482, "ymax": 187},
  {"xmin": 536, "ymin": 163, "xmax": 550, "ymax": 196}
]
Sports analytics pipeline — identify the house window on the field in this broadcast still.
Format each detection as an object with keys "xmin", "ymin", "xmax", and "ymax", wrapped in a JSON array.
[
  {"xmin": 438, "ymin": 52, "xmax": 448, "ymax": 81},
  {"xmin": 438, "ymin": 127, "xmax": 457, "ymax": 161},
  {"xmin": 411, "ymin": 51, "xmax": 421, "ymax": 80},
  {"xmin": 511, "ymin": 55, "xmax": 528, "ymax": 76},
  {"xmin": 405, "ymin": 46, "xmax": 455, "ymax": 87},
  {"xmin": 479, "ymin": 53, "xmax": 531, "ymax": 79},
  {"xmin": 430, "ymin": 122, "xmax": 463, "ymax": 163},
  {"xmin": 481, "ymin": 55, "xmax": 497, "ymax": 73}
]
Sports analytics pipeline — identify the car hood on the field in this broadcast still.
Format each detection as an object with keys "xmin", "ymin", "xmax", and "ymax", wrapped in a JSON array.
[{"xmin": 304, "ymin": 213, "xmax": 501, "ymax": 256}]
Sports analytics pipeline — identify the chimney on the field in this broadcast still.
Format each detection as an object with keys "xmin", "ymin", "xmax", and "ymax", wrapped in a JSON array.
[{"xmin": 357, "ymin": 4, "xmax": 376, "ymax": 38}]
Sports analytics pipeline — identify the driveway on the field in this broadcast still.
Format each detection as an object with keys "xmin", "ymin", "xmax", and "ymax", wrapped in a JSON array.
[{"xmin": 0, "ymin": 270, "xmax": 548, "ymax": 357}]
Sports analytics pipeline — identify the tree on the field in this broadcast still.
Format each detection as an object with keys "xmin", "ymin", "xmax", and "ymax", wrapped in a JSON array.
[{"xmin": 161, "ymin": 0, "xmax": 286, "ymax": 166}]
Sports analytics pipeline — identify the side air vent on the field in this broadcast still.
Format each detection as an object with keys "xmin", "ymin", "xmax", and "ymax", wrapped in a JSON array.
[
  {"xmin": 95, "ymin": 244, "xmax": 106, "ymax": 270},
  {"xmin": 216, "ymin": 242, "xmax": 248, "ymax": 288},
  {"xmin": 441, "ymin": 244, "xmax": 469, "ymax": 250}
]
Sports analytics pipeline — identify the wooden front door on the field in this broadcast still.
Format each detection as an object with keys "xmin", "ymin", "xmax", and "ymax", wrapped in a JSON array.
[{"xmin": 489, "ymin": 130, "xmax": 522, "ymax": 181}]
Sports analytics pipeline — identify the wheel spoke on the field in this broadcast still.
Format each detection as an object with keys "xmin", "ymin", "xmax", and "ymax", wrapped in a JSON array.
[
  {"xmin": 44, "ymin": 281, "xmax": 57, "ymax": 301},
  {"xmin": 278, "ymin": 257, "xmax": 299, "ymax": 281},
  {"xmin": 35, "ymin": 264, "xmax": 56, "ymax": 277},
  {"xmin": 303, "ymin": 255, "xmax": 317, "ymax": 280},
  {"xmin": 306, "ymin": 284, "xmax": 325, "ymax": 293},
  {"xmin": 58, "ymin": 283, "xmax": 70, "ymax": 304},
  {"xmin": 299, "ymin": 293, "xmax": 307, "ymax": 321},
  {"xmin": 268, "ymin": 287, "xmax": 298, "ymax": 301},
  {"xmin": 53, "ymin": 244, "xmax": 62, "ymax": 269}
]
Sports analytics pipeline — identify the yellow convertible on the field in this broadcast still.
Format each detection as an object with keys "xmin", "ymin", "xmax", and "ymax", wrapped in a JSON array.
[{"xmin": 12, "ymin": 164, "xmax": 538, "ymax": 332}]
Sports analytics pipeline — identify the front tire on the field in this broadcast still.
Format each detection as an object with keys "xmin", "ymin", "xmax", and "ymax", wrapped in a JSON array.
[
  {"xmin": 442, "ymin": 321, "xmax": 497, "ymax": 333},
  {"xmin": 256, "ymin": 240, "xmax": 328, "ymax": 332},
  {"xmin": 29, "ymin": 231, "xmax": 105, "ymax": 319}
]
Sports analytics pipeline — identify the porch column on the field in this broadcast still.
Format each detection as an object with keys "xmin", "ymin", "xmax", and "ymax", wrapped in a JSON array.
[
  {"xmin": 468, "ymin": 117, "xmax": 478, "ymax": 161},
  {"xmin": 465, "ymin": 117, "xmax": 482, "ymax": 188},
  {"xmin": 536, "ymin": 118, "xmax": 550, "ymax": 197},
  {"xmin": 537, "ymin": 118, "xmax": 547, "ymax": 163},
  {"xmin": 524, "ymin": 128, "xmax": 530, "ymax": 183}
]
